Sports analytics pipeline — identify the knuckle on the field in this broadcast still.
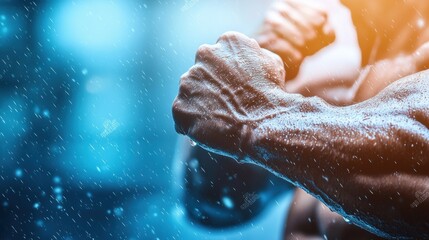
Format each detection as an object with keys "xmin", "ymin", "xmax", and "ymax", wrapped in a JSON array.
[
  {"xmin": 218, "ymin": 31, "xmax": 253, "ymax": 49},
  {"xmin": 317, "ymin": 9, "xmax": 328, "ymax": 19},
  {"xmin": 196, "ymin": 44, "xmax": 213, "ymax": 60},
  {"xmin": 293, "ymin": 36, "xmax": 305, "ymax": 48},
  {"xmin": 172, "ymin": 99, "xmax": 181, "ymax": 114},
  {"xmin": 273, "ymin": 53, "xmax": 284, "ymax": 66},
  {"xmin": 264, "ymin": 12, "xmax": 280, "ymax": 28},
  {"xmin": 179, "ymin": 71, "xmax": 190, "ymax": 82},
  {"xmin": 271, "ymin": 1, "xmax": 287, "ymax": 14},
  {"xmin": 315, "ymin": 19, "xmax": 325, "ymax": 28},
  {"xmin": 178, "ymin": 79, "xmax": 191, "ymax": 99},
  {"xmin": 248, "ymin": 37, "xmax": 260, "ymax": 49},
  {"xmin": 312, "ymin": 15, "xmax": 326, "ymax": 27},
  {"xmin": 217, "ymin": 31, "xmax": 239, "ymax": 43},
  {"xmin": 258, "ymin": 36, "xmax": 273, "ymax": 50},
  {"xmin": 304, "ymin": 29, "xmax": 317, "ymax": 41},
  {"xmin": 172, "ymin": 100, "xmax": 187, "ymax": 134},
  {"xmin": 187, "ymin": 65, "xmax": 201, "ymax": 79}
]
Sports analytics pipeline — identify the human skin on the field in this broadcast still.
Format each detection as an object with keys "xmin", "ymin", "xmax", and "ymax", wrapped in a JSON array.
[
  {"xmin": 282, "ymin": 1, "xmax": 429, "ymax": 238},
  {"xmin": 172, "ymin": 32, "xmax": 429, "ymax": 238},
  {"xmin": 256, "ymin": 0, "xmax": 335, "ymax": 80},
  {"xmin": 178, "ymin": 0, "xmax": 335, "ymax": 231},
  {"xmin": 284, "ymin": 34, "xmax": 429, "ymax": 240},
  {"xmin": 287, "ymin": 0, "xmax": 429, "ymax": 105},
  {"xmin": 175, "ymin": 0, "xmax": 429, "ymax": 238}
]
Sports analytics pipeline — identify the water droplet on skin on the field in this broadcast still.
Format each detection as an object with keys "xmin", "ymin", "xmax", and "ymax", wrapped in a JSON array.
[
  {"xmin": 343, "ymin": 217, "xmax": 351, "ymax": 223},
  {"xmin": 189, "ymin": 139, "xmax": 197, "ymax": 147}
]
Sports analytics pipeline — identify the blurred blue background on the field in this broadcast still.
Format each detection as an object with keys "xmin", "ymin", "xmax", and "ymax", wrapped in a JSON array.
[{"xmin": 0, "ymin": 0, "xmax": 293, "ymax": 239}]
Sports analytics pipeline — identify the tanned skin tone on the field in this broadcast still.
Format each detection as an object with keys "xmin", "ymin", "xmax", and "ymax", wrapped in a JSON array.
[
  {"xmin": 173, "ymin": 0, "xmax": 429, "ymax": 239},
  {"xmin": 259, "ymin": 0, "xmax": 429, "ymax": 239}
]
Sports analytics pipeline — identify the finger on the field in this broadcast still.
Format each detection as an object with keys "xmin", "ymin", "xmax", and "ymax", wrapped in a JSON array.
[
  {"xmin": 173, "ymin": 66, "xmax": 206, "ymax": 135},
  {"xmin": 286, "ymin": 0, "xmax": 327, "ymax": 13},
  {"xmin": 261, "ymin": 48, "xmax": 287, "ymax": 86},
  {"xmin": 195, "ymin": 44, "xmax": 215, "ymax": 64},
  {"xmin": 288, "ymin": 0, "xmax": 327, "ymax": 28},
  {"xmin": 172, "ymin": 97, "xmax": 190, "ymax": 135},
  {"xmin": 274, "ymin": 1, "xmax": 315, "ymax": 35},
  {"xmin": 322, "ymin": 22, "xmax": 335, "ymax": 42},
  {"xmin": 261, "ymin": 48, "xmax": 283, "ymax": 67},
  {"xmin": 264, "ymin": 10, "xmax": 305, "ymax": 48},
  {"xmin": 258, "ymin": 32, "xmax": 302, "ymax": 65},
  {"xmin": 216, "ymin": 31, "xmax": 259, "ymax": 49},
  {"xmin": 258, "ymin": 32, "xmax": 302, "ymax": 79}
]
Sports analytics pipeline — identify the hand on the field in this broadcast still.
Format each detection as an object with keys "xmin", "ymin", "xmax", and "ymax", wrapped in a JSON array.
[
  {"xmin": 172, "ymin": 32, "xmax": 288, "ymax": 159},
  {"xmin": 256, "ymin": 0, "xmax": 335, "ymax": 79}
]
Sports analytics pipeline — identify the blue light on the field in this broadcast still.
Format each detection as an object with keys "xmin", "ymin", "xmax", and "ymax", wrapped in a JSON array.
[
  {"xmin": 53, "ymin": 176, "xmax": 61, "ymax": 184},
  {"xmin": 54, "ymin": 0, "xmax": 135, "ymax": 52},
  {"xmin": 221, "ymin": 196, "xmax": 234, "ymax": 209},
  {"xmin": 113, "ymin": 207, "xmax": 124, "ymax": 217},
  {"xmin": 35, "ymin": 219, "xmax": 44, "ymax": 228},
  {"xmin": 42, "ymin": 109, "xmax": 50, "ymax": 118},
  {"xmin": 56, "ymin": 195, "xmax": 63, "ymax": 202},
  {"xmin": 15, "ymin": 169, "xmax": 23, "ymax": 178},
  {"xmin": 53, "ymin": 187, "xmax": 62, "ymax": 194}
]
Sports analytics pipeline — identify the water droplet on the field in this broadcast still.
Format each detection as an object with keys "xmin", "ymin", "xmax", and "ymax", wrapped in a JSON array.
[
  {"xmin": 53, "ymin": 176, "xmax": 61, "ymax": 184},
  {"xmin": 221, "ymin": 196, "xmax": 234, "ymax": 209},
  {"xmin": 189, "ymin": 158, "xmax": 199, "ymax": 169},
  {"xmin": 343, "ymin": 216, "xmax": 351, "ymax": 223},
  {"xmin": 15, "ymin": 169, "xmax": 23, "ymax": 178},
  {"xmin": 35, "ymin": 219, "xmax": 44, "ymax": 227},
  {"xmin": 113, "ymin": 207, "xmax": 124, "ymax": 217},
  {"xmin": 189, "ymin": 138, "xmax": 197, "ymax": 147}
]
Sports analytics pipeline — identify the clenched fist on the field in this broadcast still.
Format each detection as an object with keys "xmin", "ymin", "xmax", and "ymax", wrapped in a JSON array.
[
  {"xmin": 257, "ymin": 0, "xmax": 335, "ymax": 79},
  {"xmin": 172, "ymin": 32, "xmax": 292, "ymax": 160}
]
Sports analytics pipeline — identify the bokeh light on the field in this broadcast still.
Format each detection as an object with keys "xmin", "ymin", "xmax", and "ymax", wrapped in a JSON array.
[{"xmin": 53, "ymin": 0, "xmax": 135, "ymax": 53}]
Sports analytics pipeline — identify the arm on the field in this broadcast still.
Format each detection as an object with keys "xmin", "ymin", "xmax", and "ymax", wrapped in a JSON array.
[
  {"xmin": 244, "ymin": 70, "xmax": 429, "ymax": 239},
  {"xmin": 172, "ymin": 32, "xmax": 429, "ymax": 239}
]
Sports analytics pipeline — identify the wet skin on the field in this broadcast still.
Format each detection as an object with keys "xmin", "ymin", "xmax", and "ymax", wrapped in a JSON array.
[
  {"xmin": 172, "ymin": 31, "xmax": 429, "ymax": 238},
  {"xmin": 174, "ymin": 0, "xmax": 429, "ymax": 238},
  {"xmin": 281, "ymin": 1, "xmax": 429, "ymax": 239}
]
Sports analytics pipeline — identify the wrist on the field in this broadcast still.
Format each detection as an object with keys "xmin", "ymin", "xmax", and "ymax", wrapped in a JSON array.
[{"xmin": 243, "ymin": 96, "xmax": 339, "ymax": 174}]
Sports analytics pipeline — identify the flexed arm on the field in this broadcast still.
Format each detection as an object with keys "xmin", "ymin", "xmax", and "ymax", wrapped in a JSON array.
[
  {"xmin": 247, "ymin": 72, "xmax": 429, "ymax": 239},
  {"xmin": 172, "ymin": 32, "xmax": 429, "ymax": 239}
]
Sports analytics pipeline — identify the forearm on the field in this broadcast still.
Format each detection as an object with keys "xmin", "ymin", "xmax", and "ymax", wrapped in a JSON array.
[{"xmin": 244, "ymin": 71, "xmax": 429, "ymax": 238}]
